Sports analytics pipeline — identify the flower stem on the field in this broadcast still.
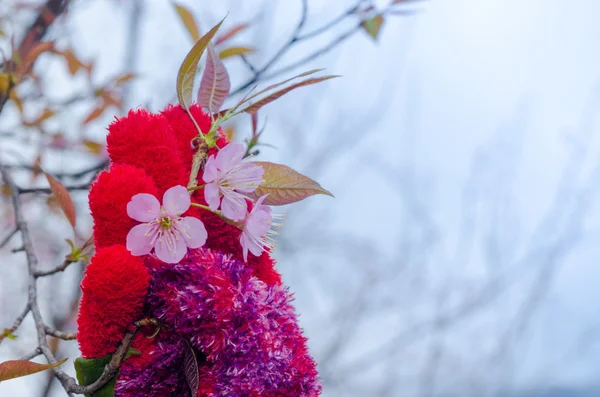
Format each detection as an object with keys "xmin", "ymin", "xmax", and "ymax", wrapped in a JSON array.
[
  {"xmin": 190, "ymin": 202, "xmax": 213, "ymax": 212},
  {"xmin": 188, "ymin": 185, "xmax": 205, "ymax": 192}
]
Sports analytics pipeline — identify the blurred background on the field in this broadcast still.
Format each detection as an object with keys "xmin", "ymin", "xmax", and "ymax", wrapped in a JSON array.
[{"xmin": 1, "ymin": 0, "xmax": 600, "ymax": 396}]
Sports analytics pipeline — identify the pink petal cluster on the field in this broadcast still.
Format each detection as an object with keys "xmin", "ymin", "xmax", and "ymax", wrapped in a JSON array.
[
  {"xmin": 203, "ymin": 143, "xmax": 264, "ymax": 221},
  {"xmin": 240, "ymin": 195, "xmax": 275, "ymax": 261},
  {"xmin": 126, "ymin": 185, "xmax": 207, "ymax": 263}
]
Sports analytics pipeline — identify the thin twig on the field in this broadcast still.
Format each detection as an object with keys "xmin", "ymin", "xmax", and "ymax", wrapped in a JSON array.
[
  {"xmin": 295, "ymin": 4, "xmax": 360, "ymax": 41},
  {"xmin": 0, "ymin": 304, "xmax": 30, "ymax": 345},
  {"xmin": 45, "ymin": 326, "xmax": 76, "ymax": 341},
  {"xmin": 34, "ymin": 259, "xmax": 78, "ymax": 277},
  {"xmin": 261, "ymin": 26, "xmax": 360, "ymax": 82},
  {"xmin": 230, "ymin": 0, "xmax": 309, "ymax": 96},
  {"xmin": 18, "ymin": 183, "xmax": 92, "ymax": 194},
  {"xmin": 20, "ymin": 347, "xmax": 43, "ymax": 361},
  {"xmin": 0, "ymin": 228, "xmax": 18, "ymax": 249}
]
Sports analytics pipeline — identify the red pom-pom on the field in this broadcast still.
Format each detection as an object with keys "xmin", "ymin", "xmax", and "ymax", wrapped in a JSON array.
[
  {"xmin": 77, "ymin": 245, "xmax": 150, "ymax": 358},
  {"xmin": 89, "ymin": 164, "xmax": 158, "ymax": 249},
  {"xmin": 161, "ymin": 104, "xmax": 229, "ymax": 175},
  {"xmin": 107, "ymin": 109, "xmax": 187, "ymax": 194}
]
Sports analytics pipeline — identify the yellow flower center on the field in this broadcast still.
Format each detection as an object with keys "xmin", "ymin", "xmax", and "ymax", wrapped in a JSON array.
[{"xmin": 159, "ymin": 217, "xmax": 173, "ymax": 229}]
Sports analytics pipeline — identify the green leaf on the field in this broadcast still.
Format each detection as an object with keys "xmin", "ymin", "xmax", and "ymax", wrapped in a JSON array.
[
  {"xmin": 176, "ymin": 18, "xmax": 225, "ymax": 111},
  {"xmin": 2, "ymin": 328, "xmax": 17, "ymax": 340},
  {"xmin": 197, "ymin": 43, "xmax": 231, "ymax": 113},
  {"xmin": 75, "ymin": 354, "xmax": 115, "ymax": 397},
  {"xmin": 247, "ymin": 161, "xmax": 334, "ymax": 205},
  {"xmin": 242, "ymin": 75, "xmax": 339, "ymax": 115},
  {"xmin": 0, "ymin": 358, "xmax": 67, "ymax": 382},
  {"xmin": 361, "ymin": 14, "xmax": 384, "ymax": 40},
  {"xmin": 74, "ymin": 350, "xmax": 139, "ymax": 397},
  {"xmin": 172, "ymin": 2, "xmax": 200, "ymax": 41}
]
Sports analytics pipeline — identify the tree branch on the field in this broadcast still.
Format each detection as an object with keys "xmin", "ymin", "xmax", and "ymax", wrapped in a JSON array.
[
  {"xmin": 45, "ymin": 326, "xmax": 76, "ymax": 341},
  {"xmin": 34, "ymin": 258, "xmax": 79, "ymax": 277},
  {"xmin": 0, "ymin": 304, "xmax": 30, "ymax": 345}
]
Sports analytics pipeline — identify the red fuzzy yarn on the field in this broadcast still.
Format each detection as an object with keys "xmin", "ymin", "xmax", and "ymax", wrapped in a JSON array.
[
  {"xmin": 107, "ymin": 109, "xmax": 187, "ymax": 195},
  {"xmin": 77, "ymin": 245, "xmax": 150, "ymax": 358},
  {"xmin": 89, "ymin": 164, "xmax": 158, "ymax": 249},
  {"xmin": 161, "ymin": 104, "xmax": 229, "ymax": 175}
]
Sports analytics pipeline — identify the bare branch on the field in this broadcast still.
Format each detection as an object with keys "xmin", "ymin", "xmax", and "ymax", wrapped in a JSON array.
[
  {"xmin": 45, "ymin": 326, "xmax": 76, "ymax": 341},
  {"xmin": 0, "ymin": 304, "xmax": 30, "ymax": 345},
  {"xmin": 0, "ymin": 228, "xmax": 18, "ymax": 249},
  {"xmin": 35, "ymin": 259, "xmax": 79, "ymax": 277}
]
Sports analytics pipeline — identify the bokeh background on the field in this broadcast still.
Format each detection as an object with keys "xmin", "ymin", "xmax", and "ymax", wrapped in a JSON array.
[{"xmin": 1, "ymin": 0, "xmax": 600, "ymax": 396}]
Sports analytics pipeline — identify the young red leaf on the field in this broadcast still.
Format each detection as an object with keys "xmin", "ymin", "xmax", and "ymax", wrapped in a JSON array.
[
  {"xmin": 183, "ymin": 341, "xmax": 199, "ymax": 397},
  {"xmin": 219, "ymin": 46, "xmax": 254, "ymax": 60},
  {"xmin": 361, "ymin": 14, "xmax": 384, "ymax": 40},
  {"xmin": 0, "ymin": 358, "xmax": 67, "ymax": 382},
  {"xmin": 173, "ymin": 2, "xmax": 200, "ymax": 41},
  {"xmin": 197, "ymin": 43, "xmax": 231, "ymax": 113},
  {"xmin": 238, "ymin": 69, "xmax": 325, "ymax": 106},
  {"xmin": 246, "ymin": 161, "xmax": 333, "ymax": 205},
  {"xmin": 44, "ymin": 172, "xmax": 77, "ymax": 228},
  {"xmin": 214, "ymin": 23, "xmax": 249, "ymax": 46},
  {"xmin": 243, "ymin": 75, "xmax": 339, "ymax": 115},
  {"xmin": 176, "ymin": 19, "xmax": 224, "ymax": 111}
]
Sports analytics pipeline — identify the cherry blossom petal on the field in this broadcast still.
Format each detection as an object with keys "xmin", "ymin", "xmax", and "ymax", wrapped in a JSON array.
[
  {"xmin": 204, "ymin": 182, "xmax": 221, "ymax": 211},
  {"xmin": 162, "ymin": 185, "xmax": 191, "ymax": 216},
  {"xmin": 180, "ymin": 217, "xmax": 207, "ymax": 248},
  {"xmin": 155, "ymin": 234, "xmax": 188, "ymax": 264},
  {"xmin": 202, "ymin": 155, "xmax": 218, "ymax": 183},
  {"xmin": 240, "ymin": 230, "xmax": 264, "ymax": 262},
  {"xmin": 253, "ymin": 194, "xmax": 269, "ymax": 209},
  {"xmin": 247, "ymin": 209, "xmax": 272, "ymax": 236},
  {"xmin": 221, "ymin": 191, "xmax": 248, "ymax": 221},
  {"xmin": 226, "ymin": 163, "xmax": 264, "ymax": 193},
  {"xmin": 126, "ymin": 223, "xmax": 155, "ymax": 256},
  {"xmin": 215, "ymin": 143, "xmax": 245, "ymax": 170},
  {"xmin": 127, "ymin": 193, "xmax": 160, "ymax": 222}
]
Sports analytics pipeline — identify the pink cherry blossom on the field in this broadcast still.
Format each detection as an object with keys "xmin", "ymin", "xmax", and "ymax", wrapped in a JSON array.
[
  {"xmin": 239, "ymin": 195, "xmax": 282, "ymax": 262},
  {"xmin": 126, "ymin": 185, "xmax": 207, "ymax": 264},
  {"xmin": 203, "ymin": 143, "xmax": 264, "ymax": 222}
]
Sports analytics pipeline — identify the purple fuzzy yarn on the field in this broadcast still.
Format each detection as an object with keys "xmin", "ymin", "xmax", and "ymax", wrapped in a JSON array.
[{"xmin": 115, "ymin": 248, "xmax": 321, "ymax": 397}]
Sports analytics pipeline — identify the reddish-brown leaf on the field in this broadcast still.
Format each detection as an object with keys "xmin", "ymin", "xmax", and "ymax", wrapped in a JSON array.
[
  {"xmin": 177, "ymin": 19, "xmax": 225, "ymax": 110},
  {"xmin": 57, "ymin": 49, "xmax": 84, "ymax": 75},
  {"xmin": 113, "ymin": 73, "xmax": 137, "ymax": 87},
  {"xmin": 0, "ymin": 358, "xmax": 67, "ymax": 382},
  {"xmin": 198, "ymin": 43, "xmax": 230, "ymax": 113},
  {"xmin": 44, "ymin": 172, "xmax": 77, "ymax": 228},
  {"xmin": 214, "ymin": 23, "xmax": 249, "ymax": 46},
  {"xmin": 9, "ymin": 90, "xmax": 23, "ymax": 115},
  {"xmin": 219, "ymin": 46, "xmax": 254, "ymax": 60},
  {"xmin": 247, "ymin": 161, "xmax": 333, "ymax": 205},
  {"xmin": 173, "ymin": 2, "xmax": 200, "ymax": 41},
  {"xmin": 243, "ymin": 75, "xmax": 339, "ymax": 115},
  {"xmin": 22, "ymin": 42, "xmax": 54, "ymax": 68},
  {"xmin": 238, "ymin": 69, "xmax": 325, "ymax": 107},
  {"xmin": 82, "ymin": 105, "xmax": 105, "ymax": 125}
]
